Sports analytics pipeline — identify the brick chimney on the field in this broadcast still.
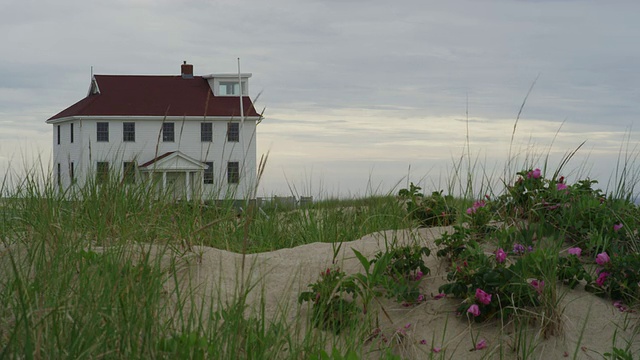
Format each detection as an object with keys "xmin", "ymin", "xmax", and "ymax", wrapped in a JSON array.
[{"xmin": 181, "ymin": 61, "xmax": 193, "ymax": 79}]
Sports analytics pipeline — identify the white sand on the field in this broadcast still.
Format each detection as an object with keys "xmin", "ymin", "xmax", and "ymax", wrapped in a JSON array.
[{"xmin": 166, "ymin": 226, "xmax": 639, "ymax": 359}]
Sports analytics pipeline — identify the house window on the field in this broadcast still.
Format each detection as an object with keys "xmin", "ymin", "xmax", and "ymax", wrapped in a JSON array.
[
  {"xmin": 70, "ymin": 123, "xmax": 74, "ymax": 143},
  {"xmin": 204, "ymin": 161, "xmax": 213, "ymax": 184},
  {"xmin": 201, "ymin": 123, "xmax": 212, "ymax": 142},
  {"xmin": 97, "ymin": 122, "xmax": 109, "ymax": 142},
  {"xmin": 227, "ymin": 161, "xmax": 239, "ymax": 184},
  {"xmin": 218, "ymin": 81, "xmax": 245, "ymax": 96},
  {"xmin": 227, "ymin": 123, "xmax": 239, "ymax": 142},
  {"xmin": 57, "ymin": 125, "xmax": 60, "ymax": 145},
  {"xmin": 123, "ymin": 161, "xmax": 136, "ymax": 184},
  {"xmin": 123, "ymin": 122, "xmax": 135, "ymax": 142},
  {"xmin": 70, "ymin": 162, "xmax": 75, "ymax": 184},
  {"xmin": 162, "ymin": 122, "xmax": 174, "ymax": 142},
  {"xmin": 96, "ymin": 161, "xmax": 109, "ymax": 184},
  {"xmin": 57, "ymin": 163, "xmax": 61, "ymax": 186}
]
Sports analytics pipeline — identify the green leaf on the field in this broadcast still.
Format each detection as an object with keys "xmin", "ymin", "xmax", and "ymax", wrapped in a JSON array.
[{"xmin": 352, "ymin": 248, "xmax": 370, "ymax": 274}]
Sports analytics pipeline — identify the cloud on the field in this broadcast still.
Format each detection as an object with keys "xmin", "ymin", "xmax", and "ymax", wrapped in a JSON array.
[{"xmin": 1, "ymin": 0, "xmax": 639, "ymax": 196}]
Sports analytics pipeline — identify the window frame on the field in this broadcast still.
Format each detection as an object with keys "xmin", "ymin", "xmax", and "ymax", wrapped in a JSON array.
[
  {"xmin": 227, "ymin": 123, "xmax": 239, "ymax": 142},
  {"xmin": 218, "ymin": 81, "xmax": 247, "ymax": 96},
  {"xmin": 123, "ymin": 122, "xmax": 135, "ymax": 142},
  {"xmin": 97, "ymin": 122, "xmax": 109, "ymax": 142},
  {"xmin": 96, "ymin": 161, "xmax": 109, "ymax": 184},
  {"xmin": 123, "ymin": 161, "xmax": 136, "ymax": 184},
  {"xmin": 162, "ymin": 122, "xmax": 175, "ymax": 142},
  {"xmin": 227, "ymin": 161, "xmax": 239, "ymax": 184},
  {"xmin": 204, "ymin": 161, "xmax": 214, "ymax": 184},
  {"xmin": 201, "ymin": 122, "xmax": 213, "ymax": 142}
]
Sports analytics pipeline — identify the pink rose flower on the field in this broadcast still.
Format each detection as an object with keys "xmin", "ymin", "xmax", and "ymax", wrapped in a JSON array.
[
  {"xmin": 414, "ymin": 270, "xmax": 423, "ymax": 281},
  {"xmin": 467, "ymin": 304, "xmax": 481, "ymax": 317},
  {"xmin": 466, "ymin": 200, "xmax": 486, "ymax": 215},
  {"xmin": 613, "ymin": 301, "xmax": 628, "ymax": 312},
  {"xmin": 614, "ymin": 223, "xmax": 623, "ymax": 232},
  {"xmin": 557, "ymin": 183, "xmax": 568, "ymax": 191},
  {"xmin": 475, "ymin": 288, "xmax": 492, "ymax": 305},
  {"xmin": 568, "ymin": 247, "xmax": 582, "ymax": 257},
  {"xmin": 527, "ymin": 168, "xmax": 542, "ymax": 179},
  {"xmin": 476, "ymin": 339, "xmax": 487, "ymax": 350},
  {"xmin": 532, "ymin": 168, "xmax": 541, "ymax": 178},
  {"xmin": 530, "ymin": 279, "xmax": 544, "ymax": 294},
  {"xmin": 596, "ymin": 271, "xmax": 609, "ymax": 287},
  {"xmin": 596, "ymin": 252, "xmax": 610, "ymax": 265},
  {"xmin": 495, "ymin": 248, "xmax": 507, "ymax": 263}
]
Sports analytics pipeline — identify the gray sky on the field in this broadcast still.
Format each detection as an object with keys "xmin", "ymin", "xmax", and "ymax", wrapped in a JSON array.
[{"xmin": 1, "ymin": 0, "xmax": 639, "ymax": 197}]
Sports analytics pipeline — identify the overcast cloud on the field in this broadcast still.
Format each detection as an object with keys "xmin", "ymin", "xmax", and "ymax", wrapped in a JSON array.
[{"xmin": 1, "ymin": 0, "xmax": 639, "ymax": 197}]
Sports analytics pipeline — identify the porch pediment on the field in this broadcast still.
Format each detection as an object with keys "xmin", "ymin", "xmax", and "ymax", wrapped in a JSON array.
[{"xmin": 138, "ymin": 151, "xmax": 208, "ymax": 172}]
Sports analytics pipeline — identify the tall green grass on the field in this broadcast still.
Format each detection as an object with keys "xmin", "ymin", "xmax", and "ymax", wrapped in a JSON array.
[{"xmin": 0, "ymin": 167, "xmax": 413, "ymax": 358}]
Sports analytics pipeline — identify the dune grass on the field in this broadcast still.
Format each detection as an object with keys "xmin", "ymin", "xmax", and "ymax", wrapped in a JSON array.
[{"xmin": 1, "ymin": 143, "xmax": 640, "ymax": 359}]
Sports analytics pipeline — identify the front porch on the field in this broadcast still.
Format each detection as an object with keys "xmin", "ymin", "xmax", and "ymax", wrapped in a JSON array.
[{"xmin": 138, "ymin": 151, "xmax": 208, "ymax": 201}]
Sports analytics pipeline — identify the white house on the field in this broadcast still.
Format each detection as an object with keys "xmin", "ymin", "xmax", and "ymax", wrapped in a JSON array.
[{"xmin": 46, "ymin": 62, "xmax": 262, "ymax": 201}]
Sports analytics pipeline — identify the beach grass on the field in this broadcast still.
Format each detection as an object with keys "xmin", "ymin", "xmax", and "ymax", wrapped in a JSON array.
[{"xmin": 1, "ymin": 148, "xmax": 640, "ymax": 359}]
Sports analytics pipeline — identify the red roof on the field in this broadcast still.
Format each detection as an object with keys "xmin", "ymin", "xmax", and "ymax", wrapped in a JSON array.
[
  {"xmin": 138, "ymin": 151, "xmax": 176, "ymax": 168},
  {"xmin": 48, "ymin": 75, "xmax": 260, "ymax": 121}
]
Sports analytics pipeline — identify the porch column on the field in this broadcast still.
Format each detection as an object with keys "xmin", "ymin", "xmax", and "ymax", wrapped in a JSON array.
[
  {"xmin": 185, "ymin": 171, "xmax": 191, "ymax": 201},
  {"xmin": 162, "ymin": 171, "xmax": 167, "ymax": 193}
]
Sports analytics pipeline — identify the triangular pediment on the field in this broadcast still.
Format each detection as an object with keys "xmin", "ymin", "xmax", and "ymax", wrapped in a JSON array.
[{"xmin": 139, "ymin": 151, "xmax": 208, "ymax": 171}]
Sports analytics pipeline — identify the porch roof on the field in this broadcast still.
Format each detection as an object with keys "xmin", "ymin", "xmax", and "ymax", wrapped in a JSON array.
[{"xmin": 138, "ymin": 151, "xmax": 208, "ymax": 171}]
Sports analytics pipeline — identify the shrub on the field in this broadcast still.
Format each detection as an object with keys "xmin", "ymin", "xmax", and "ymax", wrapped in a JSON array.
[
  {"xmin": 298, "ymin": 267, "xmax": 361, "ymax": 334},
  {"xmin": 371, "ymin": 245, "xmax": 431, "ymax": 304},
  {"xmin": 398, "ymin": 183, "xmax": 456, "ymax": 226},
  {"xmin": 586, "ymin": 252, "xmax": 640, "ymax": 303}
]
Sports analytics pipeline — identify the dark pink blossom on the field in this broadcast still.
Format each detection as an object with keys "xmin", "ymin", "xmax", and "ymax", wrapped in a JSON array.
[
  {"xmin": 475, "ymin": 288, "xmax": 492, "ymax": 305},
  {"xmin": 530, "ymin": 279, "xmax": 544, "ymax": 294},
  {"xmin": 495, "ymin": 248, "xmax": 507, "ymax": 263},
  {"xmin": 432, "ymin": 347, "xmax": 441, "ymax": 353},
  {"xmin": 433, "ymin": 293, "xmax": 446, "ymax": 300},
  {"xmin": 568, "ymin": 247, "xmax": 582, "ymax": 257},
  {"xmin": 614, "ymin": 223, "xmax": 624, "ymax": 232},
  {"xmin": 613, "ymin": 301, "xmax": 628, "ymax": 312},
  {"xmin": 527, "ymin": 168, "xmax": 542, "ymax": 179},
  {"xmin": 475, "ymin": 339, "xmax": 487, "ymax": 350},
  {"xmin": 596, "ymin": 252, "xmax": 610, "ymax": 265},
  {"xmin": 420, "ymin": 339, "xmax": 427, "ymax": 345},
  {"xmin": 557, "ymin": 183, "xmax": 568, "ymax": 191},
  {"xmin": 413, "ymin": 270, "xmax": 424, "ymax": 281},
  {"xmin": 466, "ymin": 200, "xmax": 486, "ymax": 215},
  {"xmin": 467, "ymin": 304, "xmax": 481, "ymax": 317},
  {"xmin": 596, "ymin": 271, "xmax": 609, "ymax": 287}
]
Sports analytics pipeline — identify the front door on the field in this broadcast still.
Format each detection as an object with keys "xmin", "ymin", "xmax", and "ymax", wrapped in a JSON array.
[{"xmin": 166, "ymin": 172, "xmax": 185, "ymax": 200}]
